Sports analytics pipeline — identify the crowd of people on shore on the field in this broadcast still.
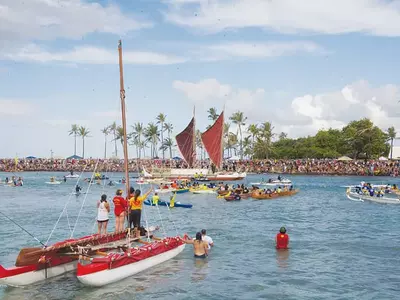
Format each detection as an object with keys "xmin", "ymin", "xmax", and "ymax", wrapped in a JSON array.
[{"xmin": 1, "ymin": 157, "xmax": 399, "ymax": 176}]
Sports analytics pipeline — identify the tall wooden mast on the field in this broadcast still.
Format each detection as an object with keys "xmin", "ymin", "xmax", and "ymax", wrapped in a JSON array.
[{"xmin": 118, "ymin": 40, "xmax": 130, "ymax": 197}]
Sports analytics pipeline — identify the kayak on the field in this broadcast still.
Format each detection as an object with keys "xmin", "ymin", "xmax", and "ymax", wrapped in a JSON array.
[
  {"xmin": 46, "ymin": 181, "xmax": 61, "ymax": 185},
  {"xmin": 175, "ymin": 188, "xmax": 189, "ymax": 194},
  {"xmin": 143, "ymin": 199, "xmax": 192, "ymax": 208}
]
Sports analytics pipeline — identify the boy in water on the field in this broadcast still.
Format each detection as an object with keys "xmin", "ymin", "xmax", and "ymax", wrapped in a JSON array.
[{"xmin": 276, "ymin": 227, "xmax": 289, "ymax": 249}]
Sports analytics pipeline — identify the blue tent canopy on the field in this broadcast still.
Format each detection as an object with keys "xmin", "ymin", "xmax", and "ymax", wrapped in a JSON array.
[
  {"xmin": 172, "ymin": 156, "xmax": 182, "ymax": 160},
  {"xmin": 26, "ymin": 156, "xmax": 37, "ymax": 159},
  {"xmin": 67, "ymin": 155, "xmax": 83, "ymax": 159}
]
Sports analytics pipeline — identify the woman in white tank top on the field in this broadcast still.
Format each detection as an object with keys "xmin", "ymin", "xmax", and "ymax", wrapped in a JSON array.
[{"xmin": 97, "ymin": 194, "xmax": 110, "ymax": 235}]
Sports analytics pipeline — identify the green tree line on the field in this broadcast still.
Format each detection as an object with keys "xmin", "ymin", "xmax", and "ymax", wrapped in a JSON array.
[{"xmin": 68, "ymin": 110, "xmax": 396, "ymax": 160}]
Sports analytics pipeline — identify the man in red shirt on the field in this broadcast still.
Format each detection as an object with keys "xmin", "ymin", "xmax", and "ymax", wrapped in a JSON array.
[{"xmin": 276, "ymin": 227, "xmax": 289, "ymax": 249}]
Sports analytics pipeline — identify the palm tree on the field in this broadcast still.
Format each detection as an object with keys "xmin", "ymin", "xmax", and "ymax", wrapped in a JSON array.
[
  {"xmin": 68, "ymin": 124, "xmax": 79, "ymax": 156},
  {"xmin": 253, "ymin": 122, "xmax": 274, "ymax": 159},
  {"xmin": 279, "ymin": 132, "xmax": 288, "ymax": 140},
  {"xmin": 109, "ymin": 122, "xmax": 118, "ymax": 157},
  {"xmin": 163, "ymin": 123, "xmax": 173, "ymax": 140},
  {"xmin": 156, "ymin": 113, "xmax": 167, "ymax": 159},
  {"xmin": 243, "ymin": 136, "xmax": 252, "ymax": 158},
  {"xmin": 132, "ymin": 122, "xmax": 144, "ymax": 159},
  {"xmin": 114, "ymin": 126, "xmax": 128, "ymax": 145},
  {"xmin": 145, "ymin": 123, "xmax": 160, "ymax": 158},
  {"xmin": 247, "ymin": 124, "xmax": 259, "ymax": 144},
  {"xmin": 78, "ymin": 126, "xmax": 90, "ymax": 158},
  {"xmin": 207, "ymin": 107, "xmax": 219, "ymax": 121},
  {"xmin": 229, "ymin": 111, "xmax": 247, "ymax": 159},
  {"xmin": 101, "ymin": 127, "xmax": 109, "ymax": 159},
  {"xmin": 226, "ymin": 132, "xmax": 238, "ymax": 157},
  {"xmin": 387, "ymin": 126, "xmax": 396, "ymax": 159},
  {"xmin": 160, "ymin": 137, "xmax": 174, "ymax": 158}
]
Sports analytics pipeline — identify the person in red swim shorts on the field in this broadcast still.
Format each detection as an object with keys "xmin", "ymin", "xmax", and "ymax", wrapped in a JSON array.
[{"xmin": 276, "ymin": 226, "xmax": 289, "ymax": 249}]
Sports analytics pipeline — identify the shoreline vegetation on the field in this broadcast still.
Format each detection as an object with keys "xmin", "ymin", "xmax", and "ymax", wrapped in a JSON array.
[{"xmin": 1, "ymin": 158, "xmax": 399, "ymax": 177}]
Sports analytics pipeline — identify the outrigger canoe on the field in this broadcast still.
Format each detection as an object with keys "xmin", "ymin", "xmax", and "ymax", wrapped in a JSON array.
[
  {"xmin": 0, "ymin": 231, "xmax": 128, "ymax": 287},
  {"xmin": 143, "ymin": 199, "xmax": 193, "ymax": 208},
  {"xmin": 251, "ymin": 189, "xmax": 299, "ymax": 200}
]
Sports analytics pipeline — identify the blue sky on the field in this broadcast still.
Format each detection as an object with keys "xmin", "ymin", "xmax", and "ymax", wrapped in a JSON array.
[{"xmin": 1, "ymin": 0, "xmax": 400, "ymax": 158}]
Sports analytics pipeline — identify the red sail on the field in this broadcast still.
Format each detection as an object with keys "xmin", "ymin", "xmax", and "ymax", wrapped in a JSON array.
[
  {"xmin": 201, "ymin": 111, "xmax": 224, "ymax": 168},
  {"xmin": 175, "ymin": 117, "xmax": 196, "ymax": 167}
]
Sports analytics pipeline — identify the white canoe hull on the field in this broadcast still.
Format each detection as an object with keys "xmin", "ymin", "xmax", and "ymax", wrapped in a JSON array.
[
  {"xmin": 45, "ymin": 181, "xmax": 61, "ymax": 185},
  {"xmin": 346, "ymin": 192, "xmax": 400, "ymax": 204},
  {"xmin": 0, "ymin": 261, "xmax": 77, "ymax": 287},
  {"xmin": 77, "ymin": 244, "xmax": 185, "ymax": 287},
  {"xmin": 250, "ymin": 182, "xmax": 291, "ymax": 186},
  {"xmin": 192, "ymin": 190, "xmax": 216, "ymax": 194}
]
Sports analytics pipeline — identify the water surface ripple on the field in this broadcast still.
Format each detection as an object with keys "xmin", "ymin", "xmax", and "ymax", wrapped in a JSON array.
[{"xmin": 0, "ymin": 173, "xmax": 399, "ymax": 299}]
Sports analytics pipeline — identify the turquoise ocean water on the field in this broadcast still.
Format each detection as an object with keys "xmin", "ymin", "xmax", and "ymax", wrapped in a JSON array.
[{"xmin": 0, "ymin": 172, "xmax": 399, "ymax": 300}]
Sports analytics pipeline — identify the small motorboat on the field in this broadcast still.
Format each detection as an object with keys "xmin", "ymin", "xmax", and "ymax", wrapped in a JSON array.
[{"xmin": 346, "ymin": 188, "xmax": 400, "ymax": 204}]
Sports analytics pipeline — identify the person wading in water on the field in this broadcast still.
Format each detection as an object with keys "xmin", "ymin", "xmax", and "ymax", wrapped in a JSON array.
[
  {"xmin": 276, "ymin": 226, "xmax": 289, "ymax": 249},
  {"xmin": 184, "ymin": 232, "xmax": 209, "ymax": 258}
]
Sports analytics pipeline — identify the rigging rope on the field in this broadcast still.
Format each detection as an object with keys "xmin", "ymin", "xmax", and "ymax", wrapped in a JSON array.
[
  {"xmin": 45, "ymin": 164, "xmax": 88, "ymax": 246},
  {"xmin": 0, "ymin": 210, "xmax": 46, "ymax": 247},
  {"xmin": 70, "ymin": 159, "xmax": 100, "ymax": 238}
]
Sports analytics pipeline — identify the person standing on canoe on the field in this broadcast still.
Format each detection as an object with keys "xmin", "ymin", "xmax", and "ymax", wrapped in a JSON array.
[
  {"xmin": 129, "ymin": 188, "xmax": 153, "ymax": 238},
  {"xmin": 276, "ymin": 227, "xmax": 289, "ymax": 250},
  {"xmin": 184, "ymin": 232, "xmax": 209, "ymax": 258},
  {"xmin": 113, "ymin": 189, "xmax": 127, "ymax": 233},
  {"xmin": 97, "ymin": 194, "xmax": 110, "ymax": 235}
]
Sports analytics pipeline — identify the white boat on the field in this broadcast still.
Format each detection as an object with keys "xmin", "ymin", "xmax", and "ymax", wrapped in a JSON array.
[
  {"xmin": 346, "ymin": 189, "xmax": 400, "ymax": 204},
  {"xmin": 250, "ymin": 182, "xmax": 292, "ymax": 186},
  {"xmin": 65, "ymin": 174, "xmax": 79, "ymax": 178},
  {"xmin": 46, "ymin": 181, "xmax": 61, "ymax": 185}
]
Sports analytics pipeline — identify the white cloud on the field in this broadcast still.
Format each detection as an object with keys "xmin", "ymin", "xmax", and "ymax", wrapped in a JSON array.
[
  {"xmin": 172, "ymin": 78, "xmax": 400, "ymax": 138},
  {"xmin": 164, "ymin": 0, "xmax": 400, "ymax": 36},
  {"xmin": 204, "ymin": 41, "xmax": 326, "ymax": 60},
  {"xmin": 0, "ymin": 0, "xmax": 150, "ymax": 41},
  {"xmin": 1, "ymin": 44, "xmax": 188, "ymax": 65},
  {"xmin": 0, "ymin": 99, "xmax": 36, "ymax": 116}
]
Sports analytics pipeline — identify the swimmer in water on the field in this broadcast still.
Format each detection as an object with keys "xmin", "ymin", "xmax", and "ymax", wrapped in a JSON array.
[
  {"xmin": 276, "ymin": 227, "xmax": 289, "ymax": 250},
  {"xmin": 183, "ymin": 232, "xmax": 209, "ymax": 258}
]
